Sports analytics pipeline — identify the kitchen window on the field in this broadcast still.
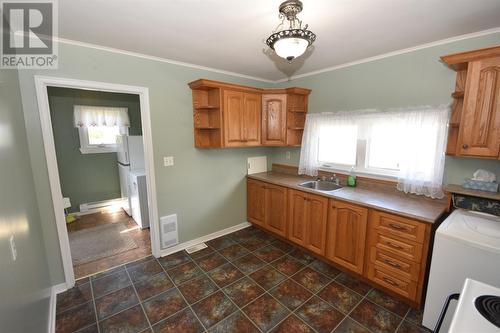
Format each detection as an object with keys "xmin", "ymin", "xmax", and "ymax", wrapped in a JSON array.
[
  {"xmin": 299, "ymin": 105, "xmax": 450, "ymax": 198},
  {"xmin": 78, "ymin": 126, "xmax": 121, "ymax": 154}
]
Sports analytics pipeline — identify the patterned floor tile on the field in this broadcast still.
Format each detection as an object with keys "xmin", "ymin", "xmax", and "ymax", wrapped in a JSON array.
[
  {"xmin": 250, "ymin": 266, "xmax": 287, "ymax": 290},
  {"xmin": 219, "ymin": 244, "xmax": 250, "ymax": 261},
  {"xmin": 95, "ymin": 285, "xmax": 139, "ymax": 320},
  {"xmin": 270, "ymin": 279, "xmax": 312, "ymax": 311},
  {"xmin": 143, "ymin": 288, "xmax": 187, "ymax": 324},
  {"xmin": 178, "ymin": 275, "xmax": 219, "ymax": 304},
  {"xmin": 152, "ymin": 308, "xmax": 204, "ymax": 333},
  {"xmin": 90, "ymin": 265, "xmax": 125, "ymax": 281},
  {"xmin": 252, "ymin": 230, "xmax": 278, "ymax": 243},
  {"xmin": 91, "ymin": 270, "xmax": 131, "ymax": 298},
  {"xmin": 396, "ymin": 320, "xmax": 432, "ymax": 333},
  {"xmin": 167, "ymin": 261, "xmax": 204, "ymax": 286},
  {"xmin": 133, "ymin": 272, "xmax": 174, "ymax": 301},
  {"xmin": 350, "ymin": 300, "xmax": 402, "ymax": 333},
  {"xmin": 207, "ymin": 235, "xmax": 237, "ymax": 251},
  {"xmin": 292, "ymin": 267, "xmax": 331, "ymax": 293},
  {"xmin": 192, "ymin": 291, "xmax": 237, "ymax": 328},
  {"xmin": 271, "ymin": 240, "xmax": 296, "ymax": 254},
  {"xmin": 126, "ymin": 255, "xmax": 155, "ymax": 268},
  {"xmin": 289, "ymin": 249, "xmax": 315, "ymax": 265},
  {"xmin": 127, "ymin": 259, "xmax": 163, "ymax": 282},
  {"xmin": 296, "ymin": 296, "xmax": 344, "ymax": 333},
  {"xmin": 189, "ymin": 247, "xmax": 215, "ymax": 260},
  {"xmin": 230, "ymin": 227, "xmax": 257, "ymax": 241},
  {"xmin": 233, "ymin": 254, "xmax": 267, "ymax": 274},
  {"xmin": 74, "ymin": 323, "xmax": 99, "ymax": 333},
  {"xmin": 239, "ymin": 236, "xmax": 268, "ymax": 251},
  {"xmin": 367, "ymin": 289, "xmax": 410, "ymax": 317},
  {"xmin": 243, "ymin": 294, "xmax": 290, "ymax": 332},
  {"xmin": 333, "ymin": 317, "xmax": 370, "ymax": 333},
  {"xmin": 254, "ymin": 245, "xmax": 286, "ymax": 263},
  {"xmin": 158, "ymin": 251, "xmax": 191, "ymax": 270},
  {"xmin": 56, "ymin": 301, "xmax": 96, "ymax": 333},
  {"xmin": 207, "ymin": 263, "xmax": 244, "ymax": 288},
  {"xmin": 270, "ymin": 315, "xmax": 315, "ymax": 333},
  {"xmin": 195, "ymin": 252, "xmax": 228, "ymax": 271},
  {"xmin": 56, "ymin": 282, "xmax": 92, "ymax": 313},
  {"xmin": 223, "ymin": 277, "xmax": 265, "ymax": 307},
  {"xmin": 271, "ymin": 255, "xmax": 305, "ymax": 276},
  {"xmin": 99, "ymin": 305, "xmax": 149, "ymax": 333},
  {"xmin": 318, "ymin": 281, "xmax": 363, "ymax": 314},
  {"xmin": 405, "ymin": 308, "xmax": 423, "ymax": 326},
  {"xmin": 208, "ymin": 310, "xmax": 260, "ymax": 333},
  {"xmin": 309, "ymin": 260, "xmax": 342, "ymax": 279},
  {"xmin": 336, "ymin": 272, "xmax": 372, "ymax": 296}
]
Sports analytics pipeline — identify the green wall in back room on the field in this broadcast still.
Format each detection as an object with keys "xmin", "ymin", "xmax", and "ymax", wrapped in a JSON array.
[
  {"xmin": 48, "ymin": 87, "xmax": 141, "ymax": 212},
  {"xmin": 269, "ymin": 32, "xmax": 500, "ymax": 185}
]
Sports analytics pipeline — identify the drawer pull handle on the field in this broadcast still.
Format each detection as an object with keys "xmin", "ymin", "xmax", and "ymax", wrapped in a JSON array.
[
  {"xmin": 387, "ymin": 242, "xmax": 404, "ymax": 250},
  {"xmin": 384, "ymin": 259, "xmax": 402, "ymax": 269},
  {"xmin": 383, "ymin": 277, "xmax": 399, "ymax": 287},
  {"xmin": 389, "ymin": 223, "xmax": 409, "ymax": 231}
]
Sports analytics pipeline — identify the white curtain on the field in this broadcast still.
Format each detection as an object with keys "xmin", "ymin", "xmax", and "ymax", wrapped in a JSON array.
[
  {"xmin": 299, "ymin": 105, "xmax": 451, "ymax": 199},
  {"xmin": 73, "ymin": 105, "xmax": 130, "ymax": 128}
]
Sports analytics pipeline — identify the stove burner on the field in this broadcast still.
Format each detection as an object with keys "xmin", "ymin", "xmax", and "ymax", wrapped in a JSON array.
[{"xmin": 475, "ymin": 295, "xmax": 500, "ymax": 329}]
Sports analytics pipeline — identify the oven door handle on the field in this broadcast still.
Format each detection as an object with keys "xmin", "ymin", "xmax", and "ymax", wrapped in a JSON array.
[{"xmin": 434, "ymin": 293, "xmax": 460, "ymax": 333}]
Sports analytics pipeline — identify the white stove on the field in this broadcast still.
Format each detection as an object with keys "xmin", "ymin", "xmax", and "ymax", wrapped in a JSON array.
[{"xmin": 449, "ymin": 278, "xmax": 500, "ymax": 332}]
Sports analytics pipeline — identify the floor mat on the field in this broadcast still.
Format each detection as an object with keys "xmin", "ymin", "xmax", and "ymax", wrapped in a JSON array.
[{"xmin": 69, "ymin": 223, "xmax": 138, "ymax": 265}]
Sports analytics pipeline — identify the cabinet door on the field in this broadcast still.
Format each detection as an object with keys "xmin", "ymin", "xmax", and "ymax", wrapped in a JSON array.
[
  {"xmin": 327, "ymin": 200, "xmax": 368, "ymax": 274},
  {"xmin": 223, "ymin": 90, "xmax": 244, "ymax": 147},
  {"xmin": 305, "ymin": 193, "xmax": 328, "ymax": 255},
  {"xmin": 247, "ymin": 179, "xmax": 265, "ymax": 226},
  {"xmin": 288, "ymin": 190, "xmax": 308, "ymax": 246},
  {"xmin": 264, "ymin": 184, "xmax": 287, "ymax": 237},
  {"xmin": 459, "ymin": 57, "xmax": 500, "ymax": 157},
  {"xmin": 262, "ymin": 94, "xmax": 286, "ymax": 146},
  {"xmin": 243, "ymin": 93, "xmax": 261, "ymax": 146}
]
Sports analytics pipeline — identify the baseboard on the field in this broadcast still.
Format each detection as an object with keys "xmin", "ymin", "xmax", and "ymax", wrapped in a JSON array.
[
  {"xmin": 75, "ymin": 198, "xmax": 127, "ymax": 216},
  {"xmin": 48, "ymin": 283, "xmax": 68, "ymax": 333},
  {"xmin": 159, "ymin": 221, "xmax": 251, "ymax": 257}
]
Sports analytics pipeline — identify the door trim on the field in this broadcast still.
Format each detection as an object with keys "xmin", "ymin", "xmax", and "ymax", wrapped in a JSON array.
[{"xmin": 34, "ymin": 75, "xmax": 161, "ymax": 289}]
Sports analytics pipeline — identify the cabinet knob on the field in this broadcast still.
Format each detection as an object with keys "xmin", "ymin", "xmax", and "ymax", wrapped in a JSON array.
[
  {"xmin": 331, "ymin": 204, "xmax": 336, "ymax": 209},
  {"xmin": 462, "ymin": 144, "xmax": 469, "ymax": 149}
]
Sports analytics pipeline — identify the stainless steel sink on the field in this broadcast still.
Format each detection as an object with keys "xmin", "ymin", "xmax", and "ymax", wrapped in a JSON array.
[{"xmin": 298, "ymin": 180, "xmax": 342, "ymax": 192}]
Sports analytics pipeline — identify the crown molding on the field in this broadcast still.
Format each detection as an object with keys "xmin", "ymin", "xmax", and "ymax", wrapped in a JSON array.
[
  {"xmin": 276, "ymin": 27, "xmax": 500, "ymax": 82},
  {"xmin": 56, "ymin": 27, "xmax": 500, "ymax": 84}
]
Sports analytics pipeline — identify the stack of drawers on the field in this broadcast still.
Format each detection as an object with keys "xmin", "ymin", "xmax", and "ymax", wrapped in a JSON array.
[{"xmin": 366, "ymin": 210, "xmax": 430, "ymax": 302}]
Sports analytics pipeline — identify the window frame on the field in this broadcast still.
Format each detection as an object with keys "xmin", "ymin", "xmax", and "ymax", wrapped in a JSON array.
[{"xmin": 78, "ymin": 126, "xmax": 122, "ymax": 154}]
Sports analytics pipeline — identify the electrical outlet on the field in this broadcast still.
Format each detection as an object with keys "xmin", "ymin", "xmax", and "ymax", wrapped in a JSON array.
[
  {"xmin": 9, "ymin": 235, "xmax": 17, "ymax": 261},
  {"xmin": 286, "ymin": 151, "xmax": 291, "ymax": 160},
  {"xmin": 163, "ymin": 156, "xmax": 174, "ymax": 166}
]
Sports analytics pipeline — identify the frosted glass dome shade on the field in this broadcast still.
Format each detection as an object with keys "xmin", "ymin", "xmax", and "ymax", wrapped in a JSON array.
[{"xmin": 274, "ymin": 37, "xmax": 309, "ymax": 61}]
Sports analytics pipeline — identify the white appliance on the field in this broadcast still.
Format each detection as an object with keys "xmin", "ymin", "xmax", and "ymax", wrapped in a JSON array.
[
  {"xmin": 129, "ymin": 170, "xmax": 149, "ymax": 229},
  {"xmin": 116, "ymin": 135, "xmax": 145, "ymax": 216},
  {"xmin": 448, "ymin": 278, "xmax": 500, "ymax": 332},
  {"xmin": 423, "ymin": 209, "xmax": 500, "ymax": 331}
]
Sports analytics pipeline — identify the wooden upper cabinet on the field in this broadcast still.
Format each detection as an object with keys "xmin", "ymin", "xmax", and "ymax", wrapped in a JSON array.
[
  {"xmin": 441, "ymin": 46, "xmax": 500, "ymax": 158},
  {"xmin": 459, "ymin": 57, "xmax": 500, "ymax": 157},
  {"xmin": 326, "ymin": 200, "xmax": 368, "ymax": 274},
  {"xmin": 189, "ymin": 79, "xmax": 310, "ymax": 148},
  {"xmin": 262, "ymin": 94, "xmax": 287, "ymax": 146}
]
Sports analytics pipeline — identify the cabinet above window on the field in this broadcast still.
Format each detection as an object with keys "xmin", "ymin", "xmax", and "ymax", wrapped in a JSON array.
[{"xmin": 188, "ymin": 79, "xmax": 311, "ymax": 148}]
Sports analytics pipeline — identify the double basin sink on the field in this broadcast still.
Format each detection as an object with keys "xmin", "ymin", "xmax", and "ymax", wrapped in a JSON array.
[{"xmin": 298, "ymin": 180, "xmax": 343, "ymax": 193}]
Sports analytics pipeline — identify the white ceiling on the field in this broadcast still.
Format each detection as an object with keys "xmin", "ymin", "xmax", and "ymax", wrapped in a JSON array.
[{"xmin": 58, "ymin": 0, "xmax": 500, "ymax": 81}]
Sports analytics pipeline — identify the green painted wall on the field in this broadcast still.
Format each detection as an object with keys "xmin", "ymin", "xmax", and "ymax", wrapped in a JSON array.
[
  {"xmin": 0, "ymin": 69, "xmax": 52, "ymax": 332},
  {"xmin": 17, "ymin": 42, "xmax": 275, "ymax": 284},
  {"xmin": 48, "ymin": 87, "xmax": 141, "ymax": 212},
  {"xmin": 269, "ymin": 33, "xmax": 500, "ymax": 185}
]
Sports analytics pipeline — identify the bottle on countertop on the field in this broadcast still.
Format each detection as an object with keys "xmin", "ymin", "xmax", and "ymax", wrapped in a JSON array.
[{"xmin": 347, "ymin": 167, "xmax": 357, "ymax": 187}]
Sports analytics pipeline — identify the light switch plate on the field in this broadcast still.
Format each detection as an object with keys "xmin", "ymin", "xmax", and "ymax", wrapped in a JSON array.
[{"xmin": 163, "ymin": 156, "xmax": 174, "ymax": 167}]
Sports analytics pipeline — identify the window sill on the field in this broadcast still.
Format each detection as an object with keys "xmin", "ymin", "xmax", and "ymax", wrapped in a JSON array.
[
  {"xmin": 318, "ymin": 166, "xmax": 398, "ymax": 183},
  {"xmin": 79, "ymin": 147, "xmax": 117, "ymax": 154}
]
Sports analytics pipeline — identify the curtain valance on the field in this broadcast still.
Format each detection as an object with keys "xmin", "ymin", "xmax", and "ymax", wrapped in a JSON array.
[{"xmin": 74, "ymin": 105, "xmax": 130, "ymax": 128}]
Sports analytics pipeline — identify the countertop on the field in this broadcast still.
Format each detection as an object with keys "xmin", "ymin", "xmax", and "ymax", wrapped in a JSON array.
[{"xmin": 248, "ymin": 172, "xmax": 448, "ymax": 223}]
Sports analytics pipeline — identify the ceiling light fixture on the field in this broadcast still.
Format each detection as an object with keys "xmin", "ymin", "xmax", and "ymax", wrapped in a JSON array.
[{"xmin": 266, "ymin": 0, "xmax": 316, "ymax": 62}]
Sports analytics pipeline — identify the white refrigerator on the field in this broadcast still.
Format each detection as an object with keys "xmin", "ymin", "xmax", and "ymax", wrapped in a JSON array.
[{"xmin": 117, "ymin": 135, "xmax": 145, "ymax": 216}]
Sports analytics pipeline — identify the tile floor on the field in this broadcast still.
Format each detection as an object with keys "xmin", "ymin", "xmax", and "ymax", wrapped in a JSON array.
[
  {"xmin": 68, "ymin": 210, "xmax": 151, "ymax": 278},
  {"xmin": 56, "ymin": 226, "xmax": 431, "ymax": 333}
]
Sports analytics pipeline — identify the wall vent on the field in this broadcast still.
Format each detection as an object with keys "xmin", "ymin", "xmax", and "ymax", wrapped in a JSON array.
[
  {"xmin": 185, "ymin": 243, "xmax": 208, "ymax": 254},
  {"xmin": 160, "ymin": 214, "xmax": 178, "ymax": 249}
]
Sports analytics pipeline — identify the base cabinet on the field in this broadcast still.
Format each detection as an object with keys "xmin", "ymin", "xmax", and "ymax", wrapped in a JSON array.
[{"xmin": 326, "ymin": 200, "xmax": 368, "ymax": 274}]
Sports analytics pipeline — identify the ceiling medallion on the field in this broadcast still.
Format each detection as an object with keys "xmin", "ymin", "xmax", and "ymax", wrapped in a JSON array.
[{"xmin": 266, "ymin": 0, "xmax": 316, "ymax": 62}]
